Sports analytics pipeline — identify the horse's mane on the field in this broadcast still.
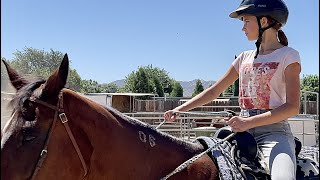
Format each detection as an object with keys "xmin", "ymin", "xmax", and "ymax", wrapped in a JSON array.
[
  {"xmin": 101, "ymin": 104, "xmax": 202, "ymax": 151},
  {"xmin": 8, "ymin": 78, "xmax": 46, "ymax": 129}
]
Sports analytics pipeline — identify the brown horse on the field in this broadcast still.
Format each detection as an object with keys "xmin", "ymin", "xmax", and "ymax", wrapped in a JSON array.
[{"xmin": 1, "ymin": 54, "xmax": 219, "ymax": 180}]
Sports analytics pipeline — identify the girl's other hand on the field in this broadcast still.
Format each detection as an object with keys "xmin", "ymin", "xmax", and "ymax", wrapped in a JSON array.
[
  {"xmin": 226, "ymin": 116, "xmax": 252, "ymax": 132},
  {"xmin": 163, "ymin": 110, "xmax": 179, "ymax": 122}
]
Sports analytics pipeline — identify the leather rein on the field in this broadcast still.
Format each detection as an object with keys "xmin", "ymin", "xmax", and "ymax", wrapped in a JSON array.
[{"xmin": 28, "ymin": 92, "xmax": 88, "ymax": 180}]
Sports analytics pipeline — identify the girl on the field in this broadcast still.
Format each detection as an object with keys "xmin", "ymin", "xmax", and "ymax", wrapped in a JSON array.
[{"xmin": 164, "ymin": 0, "xmax": 300, "ymax": 179}]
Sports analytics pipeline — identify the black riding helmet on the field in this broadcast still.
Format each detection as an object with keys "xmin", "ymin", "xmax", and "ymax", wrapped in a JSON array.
[
  {"xmin": 229, "ymin": 0, "xmax": 289, "ymax": 58},
  {"xmin": 229, "ymin": 0, "xmax": 289, "ymax": 26}
]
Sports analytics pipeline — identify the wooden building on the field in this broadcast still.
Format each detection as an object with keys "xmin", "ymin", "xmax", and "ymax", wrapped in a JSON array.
[{"xmin": 85, "ymin": 92, "xmax": 157, "ymax": 113}]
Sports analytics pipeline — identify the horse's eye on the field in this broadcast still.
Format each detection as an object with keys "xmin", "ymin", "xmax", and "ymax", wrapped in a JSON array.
[
  {"xmin": 21, "ymin": 127, "xmax": 37, "ymax": 144},
  {"xmin": 22, "ymin": 106, "xmax": 37, "ymax": 122},
  {"xmin": 22, "ymin": 99, "xmax": 33, "ymax": 109},
  {"xmin": 23, "ymin": 135, "xmax": 36, "ymax": 143}
]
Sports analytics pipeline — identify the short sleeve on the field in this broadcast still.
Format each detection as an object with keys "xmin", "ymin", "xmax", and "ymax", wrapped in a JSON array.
[{"xmin": 284, "ymin": 48, "xmax": 301, "ymax": 69}]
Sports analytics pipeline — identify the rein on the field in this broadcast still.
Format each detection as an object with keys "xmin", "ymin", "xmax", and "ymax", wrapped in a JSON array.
[
  {"xmin": 156, "ymin": 111, "xmax": 233, "ymax": 129},
  {"xmin": 29, "ymin": 92, "xmax": 88, "ymax": 180},
  {"xmin": 161, "ymin": 132, "xmax": 236, "ymax": 180},
  {"xmin": 158, "ymin": 111, "xmax": 235, "ymax": 180}
]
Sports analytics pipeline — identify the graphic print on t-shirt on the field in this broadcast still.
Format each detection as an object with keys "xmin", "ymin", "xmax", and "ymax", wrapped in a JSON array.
[{"xmin": 239, "ymin": 62, "xmax": 279, "ymax": 109}]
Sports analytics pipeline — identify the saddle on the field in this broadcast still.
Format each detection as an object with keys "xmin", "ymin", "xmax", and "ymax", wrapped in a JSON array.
[
  {"xmin": 213, "ymin": 127, "xmax": 269, "ymax": 180},
  {"xmin": 213, "ymin": 126, "xmax": 319, "ymax": 180}
]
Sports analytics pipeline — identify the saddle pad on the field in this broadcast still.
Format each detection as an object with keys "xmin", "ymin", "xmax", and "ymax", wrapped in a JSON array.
[{"xmin": 196, "ymin": 136, "xmax": 245, "ymax": 180}]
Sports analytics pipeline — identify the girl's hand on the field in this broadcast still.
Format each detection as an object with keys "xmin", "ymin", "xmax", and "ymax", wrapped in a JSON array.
[
  {"xmin": 226, "ymin": 116, "xmax": 252, "ymax": 132},
  {"xmin": 163, "ymin": 110, "xmax": 179, "ymax": 122}
]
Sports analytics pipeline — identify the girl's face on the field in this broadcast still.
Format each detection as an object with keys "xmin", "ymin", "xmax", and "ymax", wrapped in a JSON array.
[{"xmin": 242, "ymin": 15, "xmax": 259, "ymax": 41}]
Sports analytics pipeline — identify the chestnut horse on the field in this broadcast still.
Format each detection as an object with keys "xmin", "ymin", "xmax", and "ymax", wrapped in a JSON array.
[{"xmin": 1, "ymin": 54, "xmax": 219, "ymax": 180}]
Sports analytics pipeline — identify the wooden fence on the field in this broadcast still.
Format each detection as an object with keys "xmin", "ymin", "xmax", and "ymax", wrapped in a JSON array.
[
  {"xmin": 134, "ymin": 100, "xmax": 180, "ymax": 112},
  {"xmin": 300, "ymin": 101, "xmax": 318, "ymax": 115}
]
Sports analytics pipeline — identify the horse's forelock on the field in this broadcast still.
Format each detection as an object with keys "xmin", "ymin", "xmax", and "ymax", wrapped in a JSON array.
[{"xmin": 9, "ymin": 78, "xmax": 46, "ymax": 129}]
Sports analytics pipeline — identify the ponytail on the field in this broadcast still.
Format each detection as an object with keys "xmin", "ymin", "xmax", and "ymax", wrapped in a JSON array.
[
  {"xmin": 278, "ymin": 29, "xmax": 288, "ymax": 46},
  {"xmin": 267, "ymin": 17, "xmax": 288, "ymax": 46}
]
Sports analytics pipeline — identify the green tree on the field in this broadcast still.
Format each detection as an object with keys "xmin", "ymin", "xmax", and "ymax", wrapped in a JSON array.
[
  {"xmin": 145, "ymin": 65, "xmax": 174, "ymax": 94},
  {"xmin": 170, "ymin": 81, "xmax": 184, "ymax": 97},
  {"xmin": 300, "ymin": 74, "xmax": 319, "ymax": 101},
  {"xmin": 152, "ymin": 76, "xmax": 164, "ymax": 97},
  {"xmin": 117, "ymin": 86, "xmax": 127, "ymax": 93},
  {"xmin": 80, "ymin": 79, "xmax": 101, "ymax": 93},
  {"xmin": 124, "ymin": 71, "xmax": 137, "ymax": 93},
  {"xmin": 134, "ymin": 67, "xmax": 152, "ymax": 93},
  {"xmin": 10, "ymin": 48, "xmax": 62, "ymax": 77},
  {"xmin": 224, "ymin": 84, "xmax": 233, "ymax": 95},
  {"xmin": 99, "ymin": 83, "xmax": 119, "ymax": 93},
  {"xmin": 67, "ymin": 69, "xmax": 82, "ymax": 92},
  {"xmin": 223, "ymin": 78, "xmax": 239, "ymax": 97},
  {"xmin": 233, "ymin": 78, "xmax": 239, "ymax": 96},
  {"xmin": 192, "ymin": 79, "xmax": 204, "ymax": 97},
  {"xmin": 124, "ymin": 65, "xmax": 174, "ymax": 96},
  {"xmin": 3, "ymin": 47, "xmax": 82, "ymax": 91},
  {"xmin": 232, "ymin": 56, "xmax": 239, "ymax": 97}
]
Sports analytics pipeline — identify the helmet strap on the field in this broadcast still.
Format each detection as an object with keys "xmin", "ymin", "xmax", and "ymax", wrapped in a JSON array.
[{"xmin": 254, "ymin": 16, "xmax": 277, "ymax": 59}]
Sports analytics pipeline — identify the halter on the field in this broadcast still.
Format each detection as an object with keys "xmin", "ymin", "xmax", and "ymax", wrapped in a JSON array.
[{"xmin": 28, "ymin": 91, "xmax": 88, "ymax": 180}]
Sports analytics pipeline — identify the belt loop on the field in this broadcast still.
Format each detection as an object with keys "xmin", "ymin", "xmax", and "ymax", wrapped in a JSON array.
[{"xmin": 241, "ymin": 109, "xmax": 250, "ymax": 117}]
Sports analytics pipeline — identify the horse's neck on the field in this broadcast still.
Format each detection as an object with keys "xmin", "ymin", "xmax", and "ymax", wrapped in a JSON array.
[
  {"xmin": 106, "ymin": 108, "xmax": 204, "ymax": 174},
  {"xmin": 62, "ymin": 90, "xmax": 204, "ymax": 176},
  {"xmin": 62, "ymin": 90, "xmax": 120, "ymax": 140}
]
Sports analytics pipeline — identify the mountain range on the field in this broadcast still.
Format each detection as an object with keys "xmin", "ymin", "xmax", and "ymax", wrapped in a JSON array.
[{"xmin": 110, "ymin": 79, "xmax": 216, "ymax": 97}]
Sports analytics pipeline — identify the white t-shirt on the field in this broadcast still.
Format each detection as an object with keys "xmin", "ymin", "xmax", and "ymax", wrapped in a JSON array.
[{"xmin": 232, "ymin": 46, "xmax": 301, "ymax": 110}]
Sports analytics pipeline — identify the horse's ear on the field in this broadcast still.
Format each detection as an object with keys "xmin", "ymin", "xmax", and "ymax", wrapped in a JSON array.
[
  {"xmin": 42, "ymin": 54, "xmax": 69, "ymax": 97},
  {"xmin": 1, "ymin": 60, "xmax": 29, "ymax": 91}
]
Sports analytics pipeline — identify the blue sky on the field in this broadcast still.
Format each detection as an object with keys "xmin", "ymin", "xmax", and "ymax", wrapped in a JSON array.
[{"xmin": 1, "ymin": 1, "xmax": 319, "ymax": 84}]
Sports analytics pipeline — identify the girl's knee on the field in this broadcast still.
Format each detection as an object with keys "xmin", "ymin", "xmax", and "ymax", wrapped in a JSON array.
[
  {"xmin": 271, "ymin": 173, "xmax": 295, "ymax": 180},
  {"xmin": 270, "ymin": 154, "xmax": 296, "ymax": 180}
]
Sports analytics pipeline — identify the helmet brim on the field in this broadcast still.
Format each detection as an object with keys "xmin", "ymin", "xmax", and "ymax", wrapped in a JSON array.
[{"xmin": 229, "ymin": 4, "xmax": 255, "ymax": 18}]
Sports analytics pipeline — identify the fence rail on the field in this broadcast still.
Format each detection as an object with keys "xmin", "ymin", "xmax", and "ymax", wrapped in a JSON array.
[{"xmin": 133, "ymin": 99, "xmax": 318, "ymax": 115}]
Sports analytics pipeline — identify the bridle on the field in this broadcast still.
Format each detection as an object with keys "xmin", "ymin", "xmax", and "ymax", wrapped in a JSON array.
[{"xmin": 28, "ymin": 91, "xmax": 88, "ymax": 180}]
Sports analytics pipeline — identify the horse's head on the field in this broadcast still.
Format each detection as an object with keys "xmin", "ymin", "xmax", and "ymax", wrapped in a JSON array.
[{"xmin": 1, "ymin": 54, "xmax": 69, "ymax": 180}]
